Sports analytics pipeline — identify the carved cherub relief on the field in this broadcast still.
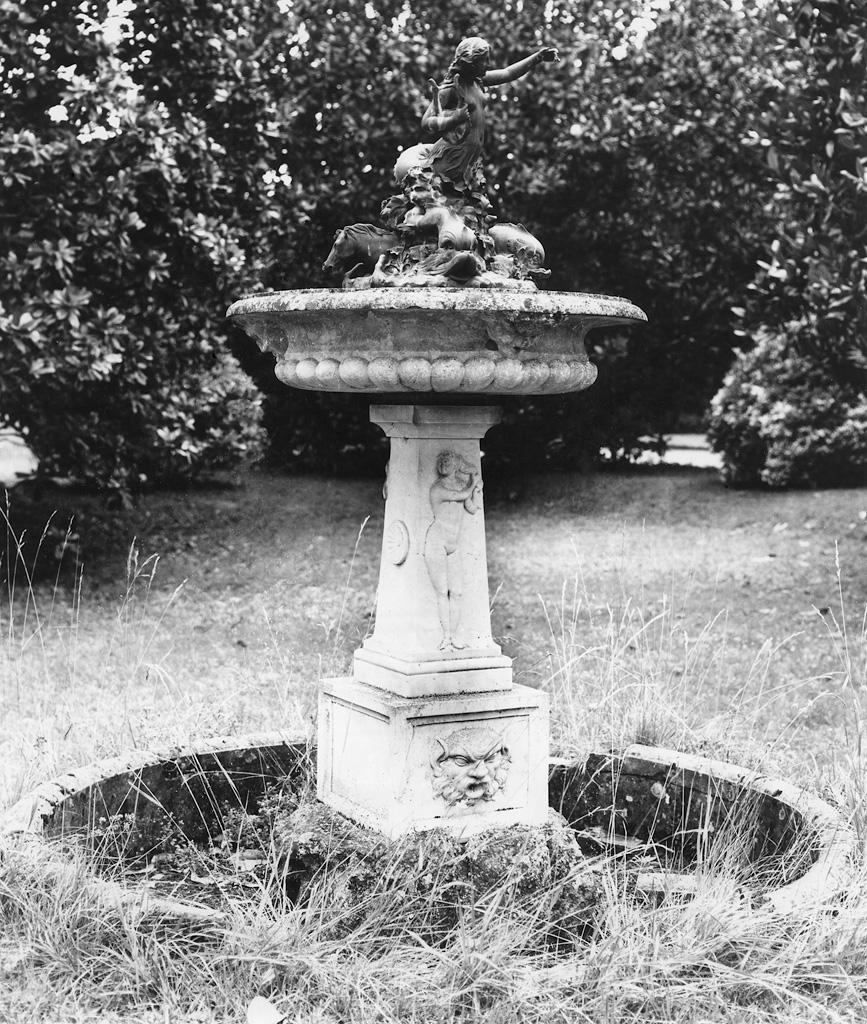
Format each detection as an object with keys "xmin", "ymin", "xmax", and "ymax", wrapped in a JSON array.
[
  {"xmin": 431, "ymin": 726, "xmax": 511, "ymax": 807},
  {"xmin": 423, "ymin": 450, "xmax": 482, "ymax": 650}
]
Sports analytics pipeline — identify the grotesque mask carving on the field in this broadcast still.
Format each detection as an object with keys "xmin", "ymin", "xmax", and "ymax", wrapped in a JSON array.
[{"xmin": 431, "ymin": 726, "xmax": 510, "ymax": 807}]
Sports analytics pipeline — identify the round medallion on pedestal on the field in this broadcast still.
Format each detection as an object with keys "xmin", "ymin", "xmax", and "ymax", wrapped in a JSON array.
[{"xmin": 386, "ymin": 520, "xmax": 410, "ymax": 565}]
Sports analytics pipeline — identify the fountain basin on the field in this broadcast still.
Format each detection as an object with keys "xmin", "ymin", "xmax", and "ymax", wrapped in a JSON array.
[
  {"xmin": 1, "ymin": 734, "xmax": 852, "ymax": 921},
  {"xmin": 226, "ymin": 289, "xmax": 646, "ymax": 395}
]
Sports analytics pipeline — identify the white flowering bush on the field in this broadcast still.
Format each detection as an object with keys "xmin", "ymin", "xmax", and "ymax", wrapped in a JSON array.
[{"xmin": 707, "ymin": 326, "xmax": 867, "ymax": 489}]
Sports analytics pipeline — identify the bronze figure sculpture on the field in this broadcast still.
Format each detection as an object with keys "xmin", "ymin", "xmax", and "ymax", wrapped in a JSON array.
[
  {"xmin": 420, "ymin": 37, "xmax": 559, "ymax": 192},
  {"xmin": 323, "ymin": 37, "xmax": 559, "ymax": 290}
]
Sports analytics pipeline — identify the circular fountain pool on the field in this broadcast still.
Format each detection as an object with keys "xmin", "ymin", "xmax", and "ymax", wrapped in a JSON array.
[{"xmin": 2, "ymin": 734, "xmax": 852, "ymax": 923}]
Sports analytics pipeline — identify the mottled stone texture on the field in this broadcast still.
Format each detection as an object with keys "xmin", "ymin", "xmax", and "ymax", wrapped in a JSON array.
[
  {"xmin": 226, "ymin": 289, "xmax": 645, "ymax": 396},
  {"xmin": 273, "ymin": 800, "xmax": 602, "ymax": 942},
  {"xmin": 548, "ymin": 745, "xmax": 855, "ymax": 910},
  {"xmin": 317, "ymin": 677, "xmax": 549, "ymax": 839}
]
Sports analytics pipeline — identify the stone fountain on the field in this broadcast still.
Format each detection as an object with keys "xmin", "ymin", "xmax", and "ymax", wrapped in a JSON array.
[
  {"xmin": 229, "ymin": 37, "xmax": 646, "ymax": 840},
  {"xmin": 2, "ymin": 37, "xmax": 852, "ymax": 925},
  {"xmin": 229, "ymin": 290, "xmax": 644, "ymax": 841}
]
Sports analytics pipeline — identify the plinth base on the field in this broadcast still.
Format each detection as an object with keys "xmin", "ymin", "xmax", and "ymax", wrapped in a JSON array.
[
  {"xmin": 353, "ymin": 645, "xmax": 512, "ymax": 697},
  {"xmin": 317, "ymin": 677, "xmax": 549, "ymax": 839}
]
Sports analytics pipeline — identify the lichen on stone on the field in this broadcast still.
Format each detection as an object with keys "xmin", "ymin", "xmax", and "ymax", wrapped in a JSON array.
[{"xmin": 271, "ymin": 802, "xmax": 602, "ymax": 944}]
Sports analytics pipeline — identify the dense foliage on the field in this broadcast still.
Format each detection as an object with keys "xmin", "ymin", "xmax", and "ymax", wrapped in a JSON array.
[
  {"xmin": 738, "ymin": 0, "xmax": 866, "ymax": 377},
  {"xmin": 2, "ymin": 0, "xmax": 858, "ymax": 488},
  {"xmin": 0, "ymin": 0, "xmax": 276, "ymax": 494},
  {"xmin": 708, "ymin": 326, "xmax": 867, "ymax": 489},
  {"xmin": 708, "ymin": 0, "xmax": 867, "ymax": 487}
]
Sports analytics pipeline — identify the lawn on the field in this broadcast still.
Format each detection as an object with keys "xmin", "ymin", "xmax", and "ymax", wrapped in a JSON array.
[
  {"xmin": 2, "ymin": 463, "xmax": 867, "ymax": 1022},
  {"xmin": 4, "ymin": 463, "xmax": 865, "ymax": 799}
]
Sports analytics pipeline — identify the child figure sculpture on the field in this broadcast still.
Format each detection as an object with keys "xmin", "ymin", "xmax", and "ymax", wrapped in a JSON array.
[
  {"xmin": 423, "ymin": 451, "xmax": 483, "ymax": 651},
  {"xmin": 323, "ymin": 37, "xmax": 559, "ymax": 289},
  {"xmin": 420, "ymin": 37, "xmax": 559, "ymax": 194}
]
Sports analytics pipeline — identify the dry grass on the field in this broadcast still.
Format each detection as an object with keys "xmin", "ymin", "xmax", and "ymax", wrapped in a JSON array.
[
  {"xmin": 4, "ymin": 467, "xmax": 866, "ymax": 789},
  {"xmin": 2, "ymin": 467, "xmax": 867, "ymax": 1022},
  {"xmin": 3, "ymin": 803, "xmax": 867, "ymax": 1023}
]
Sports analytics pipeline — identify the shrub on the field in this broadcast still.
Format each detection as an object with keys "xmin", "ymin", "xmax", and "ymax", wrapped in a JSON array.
[
  {"xmin": 707, "ymin": 326, "xmax": 867, "ymax": 489},
  {"xmin": 737, "ymin": 0, "xmax": 867, "ymax": 386},
  {"xmin": 0, "ymin": 0, "xmax": 274, "ymax": 496}
]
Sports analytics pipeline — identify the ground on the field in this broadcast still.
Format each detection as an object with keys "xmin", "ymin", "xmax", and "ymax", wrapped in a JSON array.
[
  {"xmin": 3, "ymin": 461, "xmax": 867, "ymax": 1023},
  {"xmin": 3, "ymin": 461, "xmax": 865, "ymax": 804}
]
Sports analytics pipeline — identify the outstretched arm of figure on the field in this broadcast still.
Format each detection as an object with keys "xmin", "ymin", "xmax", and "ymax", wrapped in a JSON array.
[
  {"xmin": 483, "ymin": 46, "xmax": 559, "ymax": 87},
  {"xmin": 421, "ymin": 79, "xmax": 471, "ymax": 137},
  {"xmin": 463, "ymin": 479, "xmax": 483, "ymax": 514}
]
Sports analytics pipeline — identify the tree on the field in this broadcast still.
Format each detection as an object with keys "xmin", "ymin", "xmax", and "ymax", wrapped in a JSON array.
[
  {"xmin": 253, "ymin": 0, "xmax": 785, "ymax": 471},
  {"xmin": 0, "ymin": 0, "xmax": 796, "ymax": 489},
  {"xmin": 530, "ymin": 0, "xmax": 783, "ymax": 438},
  {"xmin": 0, "ymin": 0, "xmax": 275, "ymax": 496},
  {"xmin": 738, "ymin": 0, "xmax": 866, "ymax": 382},
  {"xmin": 708, "ymin": 0, "xmax": 867, "ymax": 488}
]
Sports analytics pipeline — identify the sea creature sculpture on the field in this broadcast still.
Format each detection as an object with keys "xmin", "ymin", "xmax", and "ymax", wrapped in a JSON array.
[
  {"xmin": 324, "ymin": 37, "xmax": 559, "ymax": 290},
  {"xmin": 323, "ymin": 224, "xmax": 401, "ymax": 284}
]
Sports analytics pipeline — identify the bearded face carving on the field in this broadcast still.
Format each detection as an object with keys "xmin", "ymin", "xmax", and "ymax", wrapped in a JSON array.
[{"xmin": 431, "ymin": 726, "xmax": 510, "ymax": 807}]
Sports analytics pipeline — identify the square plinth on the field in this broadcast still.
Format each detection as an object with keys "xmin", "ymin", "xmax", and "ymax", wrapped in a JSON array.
[
  {"xmin": 317, "ymin": 677, "xmax": 550, "ymax": 839},
  {"xmin": 353, "ymin": 645, "xmax": 513, "ymax": 697}
]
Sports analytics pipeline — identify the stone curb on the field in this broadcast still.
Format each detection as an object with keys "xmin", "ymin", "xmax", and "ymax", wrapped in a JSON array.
[
  {"xmin": 621, "ymin": 744, "xmax": 857, "ymax": 913},
  {"xmin": 0, "ymin": 731, "xmax": 309, "ymax": 925},
  {"xmin": 1, "ymin": 734, "xmax": 855, "ymax": 925}
]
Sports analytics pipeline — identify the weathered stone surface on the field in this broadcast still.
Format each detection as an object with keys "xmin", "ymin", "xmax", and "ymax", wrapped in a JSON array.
[
  {"xmin": 1, "ymin": 733, "xmax": 309, "ymax": 847},
  {"xmin": 463, "ymin": 810, "xmax": 602, "ymax": 936},
  {"xmin": 226, "ymin": 289, "xmax": 645, "ymax": 396},
  {"xmin": 272, "ymin": 801, "xmax": 602, "ymax": 942},
  {"xmin": 549, "ymin": 745, "xmax": 856, "ymax": 912},
  {"xmin": 318, "ymin": 677, "xmax": 549, "ymax": 839}
]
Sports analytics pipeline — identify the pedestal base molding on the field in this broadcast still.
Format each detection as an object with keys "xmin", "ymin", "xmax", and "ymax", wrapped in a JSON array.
[
  {"xmin": 317, "ymin": 677, "xmax": 549, "ymax": 839},
  {"xmin": 353, "ymin": 645, "xmax": 512, "ymax": 697}
]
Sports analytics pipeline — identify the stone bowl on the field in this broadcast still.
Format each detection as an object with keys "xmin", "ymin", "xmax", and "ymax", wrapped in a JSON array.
[
  {"xmin": 226, "ymin": 289, "xmax": 646, "ymax": 396},
  {"xmin": 1, "ymin": 735, "xmax": 852, "ymax": 923}
]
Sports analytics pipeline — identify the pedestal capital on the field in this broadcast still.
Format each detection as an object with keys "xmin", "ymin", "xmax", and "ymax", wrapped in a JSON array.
[{"xmin": 370, "ymin": 404, "xmax": 502, "ymax": 440}]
